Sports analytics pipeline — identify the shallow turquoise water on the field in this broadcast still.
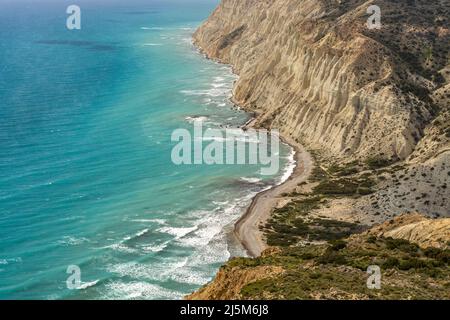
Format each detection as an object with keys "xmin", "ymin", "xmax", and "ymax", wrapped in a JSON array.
[{"xmin": 0, "ymin": 0, "xmax": 293, "ymax": 299}]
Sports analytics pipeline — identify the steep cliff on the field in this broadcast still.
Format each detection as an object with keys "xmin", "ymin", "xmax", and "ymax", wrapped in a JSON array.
[{"xmin": 194, "ymin": 0, "xmax": 449, "ymax": 162}]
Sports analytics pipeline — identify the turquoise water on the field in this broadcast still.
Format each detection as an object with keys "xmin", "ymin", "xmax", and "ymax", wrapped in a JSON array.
[{"xmin": 0, "ymin": 0, "xmax": 293, "ymax": 299}]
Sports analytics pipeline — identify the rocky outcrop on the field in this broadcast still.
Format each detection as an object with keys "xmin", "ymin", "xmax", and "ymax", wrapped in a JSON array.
[
  {"xmin": 187, "ymin": 264, "xmax": 283, "ymax": 300},
  {"xmin": 194, "ymin": 0, "xmax": 450, "ymax": 162},
  {"xmin": 367, "ymin": 213, "xmax": 450, "ymax": 249}
]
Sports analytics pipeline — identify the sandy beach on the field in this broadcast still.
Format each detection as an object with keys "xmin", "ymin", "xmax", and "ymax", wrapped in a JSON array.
[{"xmin": 234, "ymin": 132, "xmax": 313, "ymax": 257}]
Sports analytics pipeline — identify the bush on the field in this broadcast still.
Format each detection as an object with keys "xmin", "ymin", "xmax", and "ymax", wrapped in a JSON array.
[
  {"xmin": 330, "ymin": 240, "xmax": 347, "ymax": 251},
  {"xmin": 385, "ymin": 237, "xmax": 419, "ymax": 253},
  {"xmin": 398, "ymin": 258, "xmax": 429, "ymax": 270},
  {"xmin": 382, "ymin": 257, "xmax": 400, "ymax": 269},
  {"xmin": 358, "ymin": 187, "xmax": 373, "ymax": 195},
  {"xmin": 313, "ymin": 179, "xmax": 359, "ymax": 195},
  {"xmin": 366, "ymin": 157, "xmax": 392, "ymax": 170},
  {"xmin": 424, "ymin": 247, "xmax": 450, "ymax": 264},
  {"xmin": 366, "ymin": 236, "xmax": 377, "ymax": 244},
  {"xmin": 318, "ymin": 251, "xmax": 348, "ymax": 265}
]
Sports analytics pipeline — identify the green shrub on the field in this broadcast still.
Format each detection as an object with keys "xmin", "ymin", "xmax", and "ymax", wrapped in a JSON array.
[
  {"xmin": 382, "ymin": 257, "xmax": 400, "ymax": 269},
  {"xmin": 330, "ymin": 240, "xmax": 347, "ymax": 251},
  {"xmin": 318, "ymin": 250, "xmax": 348, "ymax": 265},
  {"xmin": 398, "ymin": 258, "xmax": 429, "ymax": 270},
  {"xmin": 366, "ymin": 236, "xmax": 378, "ymax": 244},
  {"xmin": 313, "ymin": 179, "xmax": 359, "ymax": 195},
  {"xmin": 385, "ymin": 237, "xmax": 419, "ymax": 253},
  {"xmin": 366, "ymin": 157, "xmax": 392, "ymax": 170}
]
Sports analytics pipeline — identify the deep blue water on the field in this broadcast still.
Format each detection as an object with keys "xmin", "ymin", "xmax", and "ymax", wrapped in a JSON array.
[{"xmin": 0, "ymin": 0, "xmax": 293, "ymax": 299}]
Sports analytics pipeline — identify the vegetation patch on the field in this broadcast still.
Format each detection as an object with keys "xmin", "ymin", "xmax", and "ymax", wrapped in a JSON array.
[
  {"xmin": 232, "ymin": 236, "xmax": 450, "ymax": 300},
  {"xmin": 264, "ymin": 200, "xmax": 364, "ymax": 246},
  {"xmin": 218, "ymin": 25, "xmax": 246, "ymax": 50},
  {"xmin": 327, "ymin": 161, "xmax": 361, "ymax": 176},
  {"xmin": 264, "ymin": 155, "xmax": 377, "ymax": 247},
  {"xmin": 365, "ymin": 157, "xmax": 393, "ymax": 170},
  {"xmin": 313, "ymin": 176, "xmax": 375, "ymax": 196},
  {"xmin": 309, "ymin": 165, "xmax": 328, "ymax": 182}
]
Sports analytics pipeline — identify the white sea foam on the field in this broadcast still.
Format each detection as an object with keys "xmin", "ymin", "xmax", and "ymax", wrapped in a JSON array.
[
  {"xmin": 278, "ymin": 148, "xmax": 297, "ymax": 185},
  {"xmin": 169, "ymin": 235, "xmax": 232, "ymax": 285},
  {"xmin": 104, "ymin": 243, "xmax": 138, "ymax": 254},
  {"xmin": 184, "ymin": 232, "xmax": 231, "ymax": 266},
  {"xmin": 129, "ymin": 218, "xmax": 166, "ymax": 224},
  {"xmin": 162, "ymin": 209, "xmax": 251, "ymax": 286},
  {"xmin": 101, "ymin": 227, "xmax": 154, "ymax": 253},
  {"xmin": 104, "ymin": 281, "xmax": 181, "ymax": 300},
  {"xmin": 169, "ymin": 268, "xmax": 212, "ymax": 286},
  {"xmin": 174, "ymin": 197, "xmax": 253, "ymax": 251},
  {"xmin": 141, "ymin": 242, "xmax": 169, "ymax": 253},
  {"xmin": 107, "ymin": 224, "xmax": 232, "ymax": 287},
  {"xmin": 143, "ymin": 43, "xmax": 163, "ymax": 46},
  {"xmin": 59, "ymin": 215, "xmax": 85, "ymax": 222},
  {"xmin": 176, "ymin": 222, "xmax": 222, "ymax": 248},
  {"xmin": 240, "ymin": 177, "xmax": 263, "ymax": 184},
  {"xmin": 141, "ymin": 27, "xmax": 165, "ymax": 30},
  {"xmin": 77, "ymin": 280, "xmax": 99, "ymax": 290},
  {"xmin": 135, "ymin": 228, "xmax": 150, "ymax": 238},
  {"xmin": 185, "ymin": 116, "xmax": 208, "ymax": 123},
  {"xmin": 197, "ymin": 134, "xmax": 260, "ymax": 144},
  {"xmin": 181, "ymin": 37, "xmax": 192, "ymax": 44},
  {"xmin": 211, "ymin": 82, "xmax": 227, "ymax": 88},
  {"xmin": 104, "ymin": 190, "xmax": 263, "ymax": 291},
  {"xmin": 57, "ymin": 236, "xmax": 89, "ymax": 246},
  {"xmin": 212, "ymin": 200, "xmax": 229, "ymax": 206},
  {"xmin": 180, "ymin": 88, "xmax": 229, "ymax": 97},
  {"xmin": 107, "ymin": 258, "xmax": 189, "ymax": 281},
  {"xmin": 157, "ymin": 226, "xmax": 198, "ymax": 239},
  {"xmin": 0, "ymin": 257, "xmax": 22, "ymax": 265}
]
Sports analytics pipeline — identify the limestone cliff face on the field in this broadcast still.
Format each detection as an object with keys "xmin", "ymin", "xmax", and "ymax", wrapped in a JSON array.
[
  {"xmin": 367, "ymin": 213, "xmax": 450, "ymax": 249},
  {"xmin": 187, "ymin": 265, "xmax": 283, "ymax": 300},
  {"xmin": 194, "ymin": 0, "xmax": 450, "ymax": 161}
]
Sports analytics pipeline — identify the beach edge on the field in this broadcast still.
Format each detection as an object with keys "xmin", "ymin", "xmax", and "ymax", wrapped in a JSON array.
[{"xmin": 191, "ymin": 38, "xmax": 313, "ymax": 258}]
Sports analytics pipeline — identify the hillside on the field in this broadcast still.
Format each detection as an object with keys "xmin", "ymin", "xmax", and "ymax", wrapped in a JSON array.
[
  {"xmin": 190, "ymin": 0, "xmax": 450, "ymax": 299},
  {"xmin": 188, "ymin": 215, "xmax": 450, "ymax": 300}
]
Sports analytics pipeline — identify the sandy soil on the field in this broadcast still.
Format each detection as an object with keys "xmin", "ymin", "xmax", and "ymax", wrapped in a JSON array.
[{"xmin": 234, "ymin": 134, "xmax": 313, "ymax": 257}]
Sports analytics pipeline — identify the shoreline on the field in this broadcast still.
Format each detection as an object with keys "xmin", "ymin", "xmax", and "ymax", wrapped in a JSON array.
[
  {"xmin": 234, "ymin": 133, "xmax": 313, "ymax": 257},
  {"xmin": 191, "ymin": 38, "xmax": 313, "ymax": 258}
]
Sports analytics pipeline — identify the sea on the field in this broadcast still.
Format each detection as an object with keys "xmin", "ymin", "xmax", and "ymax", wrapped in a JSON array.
[{"xmin": 0, "ymin": 0, "xmax": 294, "ymax": 299}]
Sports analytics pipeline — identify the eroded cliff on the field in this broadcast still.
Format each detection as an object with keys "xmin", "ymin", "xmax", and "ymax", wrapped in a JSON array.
[{"xmin": 194, "ymin": 0, "xmax": 449, "ymax": 162}]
